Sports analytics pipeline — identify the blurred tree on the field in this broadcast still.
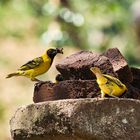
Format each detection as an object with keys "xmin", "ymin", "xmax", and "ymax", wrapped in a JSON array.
[
  {"xmin": 56, "ymin": 0, "xmax": 88, "ymax": 49},
  {"xmin": 0, "ymin": 0, "xmax": 10, "ymax": 5},
  {"xmin": 0, "ymin": 0, "xmax": 139, "ymax": 65}
]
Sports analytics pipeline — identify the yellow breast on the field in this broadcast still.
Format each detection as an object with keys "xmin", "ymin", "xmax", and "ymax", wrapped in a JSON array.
[
  {"xmin": 33, "ymin": 62, "xmax": 51, "ymax": 77},
  {"xmin": 33, "ymin": 54, "xmax": 52, "ymax": 77}
]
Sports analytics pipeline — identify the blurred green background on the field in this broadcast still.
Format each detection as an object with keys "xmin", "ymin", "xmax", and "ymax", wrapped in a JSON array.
[{"xmin": 0, "ymin": 0, "xmax": 140, "ymax": 139}]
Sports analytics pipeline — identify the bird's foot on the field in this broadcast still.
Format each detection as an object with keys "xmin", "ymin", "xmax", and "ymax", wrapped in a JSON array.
[
  {"xmin": 35, "ymin": 80, "xmax": 46, "ymax": 87},
  {"xmin": 31, "ymin": 78, "xmax": 45, "ymax": 88},
  {"xmin": 109, "ymin": 94, "xmax": 119, "ymax": 98}
]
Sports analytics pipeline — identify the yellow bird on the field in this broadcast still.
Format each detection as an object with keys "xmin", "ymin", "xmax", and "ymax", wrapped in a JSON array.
[
  {"xmin": 90, "ymin": 67, "xmax": 127, "ymax": 98},
  {"xmin": 6, "ymin": 48, "xmax": 63, "ymax": 82}
]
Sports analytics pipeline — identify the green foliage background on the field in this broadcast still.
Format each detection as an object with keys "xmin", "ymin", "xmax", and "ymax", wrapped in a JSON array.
[
  {"xmin": 0, "ymin": 0, "xmax": 140, "ymax": 139},
  {"xmin": 1, "ymin": 0, "xmax": 140, "ymax": 65}
]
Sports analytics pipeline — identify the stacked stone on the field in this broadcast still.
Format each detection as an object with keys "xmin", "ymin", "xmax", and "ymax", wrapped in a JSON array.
[{"xmin": 33, "ymin": 48, "xmax": 140, "ymax": 103}]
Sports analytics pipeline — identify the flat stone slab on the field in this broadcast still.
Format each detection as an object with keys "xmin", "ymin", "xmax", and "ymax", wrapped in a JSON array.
[{"xmin": 10, "ymin": 98, "xmax": 140, "ymax": 140}]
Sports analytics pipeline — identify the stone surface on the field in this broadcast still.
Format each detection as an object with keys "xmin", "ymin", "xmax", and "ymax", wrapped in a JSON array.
[
  {"xmin": 121, "ymin": 83, "xmax": 140, "ymax": 99},
  {"xmin": 103, "ymin": 48, "xmax": 133, "ymax": 83},
  {"xmin": 56, "ymin": 51, "xmax": 116, "ymax": 80},
  {"xmin": 120, "ymin": 67, "xmax": 140, "ymax": 99},
  {"xmin": 131, "ymin": 67, "xmax": 140, "ymax": 89},
  {"xmin": 10, "ymin": 98, "xmax": 140, "ymax": 140},
  {"xmin": 33, "ymin": 80, "xmax": 100, "ymax": 103},
  {"xmin": 53, "ymin": 80, "xmax": 100, "ymax": 99},
  {"xmin": 33, "ymin": 81, "xmax": 55, "ymax": 103}
]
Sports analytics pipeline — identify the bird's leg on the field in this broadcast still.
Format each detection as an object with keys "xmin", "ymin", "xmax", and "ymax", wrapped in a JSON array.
[
  {"xmin": 31, "ymin": 78, "xmax": 41, "ymax": 82},
  {"xmin": 31, "ymin": 78, "xmax": 46, "ymax": 90},
  {"xmin": 101, "ymin": 90, "xmax": 106, "ymax": 98},
  {"xmin": 110, "ymin": 94, "xmax": 119, "ymax": 98}
]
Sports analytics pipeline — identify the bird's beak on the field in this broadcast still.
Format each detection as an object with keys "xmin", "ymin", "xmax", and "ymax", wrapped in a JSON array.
[
  {"xmin": 56, "ymin": 48, "xmax": 63, "ymax": 54},
  {"xmin": 90, "ymin": 67, "xmax": 101, "ymax": 75},
  {"xmin": 90, "ymin": 67, "xmax": 95, "ymax": 73},
  {"xmin": 90, "ymin": 67, "xmax": 99, "ymax": 74}
]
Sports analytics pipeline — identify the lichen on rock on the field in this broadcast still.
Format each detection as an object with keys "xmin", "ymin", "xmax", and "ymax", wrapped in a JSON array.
[{"xmin": 10, "ymin": 98, "xmax": 140, "ymax": 140}]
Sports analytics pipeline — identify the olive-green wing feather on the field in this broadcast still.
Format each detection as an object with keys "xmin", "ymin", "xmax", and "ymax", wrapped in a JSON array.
[
  {"xmin": 18, "ymin": 57, "xmax": 44, "ymax": 71},
  {"xmin": 103, "ymin": 74, "xmax": 124, "ymax": 88}
]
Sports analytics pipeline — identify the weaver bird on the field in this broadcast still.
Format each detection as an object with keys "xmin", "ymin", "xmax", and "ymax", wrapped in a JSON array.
[
  {"xmin": 55, "ymin": 74, "xmax": 64, "ymax": 83},
  {"xmin": 6, "ymin": 48, "xmax": 63, "ymax": 82},
  {"xmin": 90, "ymin": 67, "xmax": 127, "ymax": 98}
]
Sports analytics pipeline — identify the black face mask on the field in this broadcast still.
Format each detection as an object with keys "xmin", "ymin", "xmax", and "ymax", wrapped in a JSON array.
[{"xmin": 47, "ymin": 49, "xmax": 57, "ymax": 59}]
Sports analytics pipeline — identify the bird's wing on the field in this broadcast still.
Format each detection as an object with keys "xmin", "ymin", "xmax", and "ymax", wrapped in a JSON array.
[
  {"xmin": 103, "ymin": 74, "xmax": 124, "ymax": 88},
  {"xmin": 18, "ymin": 57, "xmax": 44, "ymax": 70}
]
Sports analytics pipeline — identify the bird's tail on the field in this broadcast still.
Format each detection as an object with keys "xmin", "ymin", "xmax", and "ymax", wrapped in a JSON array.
[{"xmin": 6, "ymin": 72, "xmax": 21, "ymax": 78}]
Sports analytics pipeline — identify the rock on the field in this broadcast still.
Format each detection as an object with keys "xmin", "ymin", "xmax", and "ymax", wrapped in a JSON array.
[
  {"xmin": 56, "ymin": 51, "xmax": 116, "ymax": 80},
  {"xmin": 53, "ymin": 80, "xmax": 100, "ymax": 99},
  {"xmin": 33, "ymin": 49, "xmax": 139, "ymax": 103},
  {"xmin": 33, "ymin": 81, "xmax": 55, "ymax": 103},
  {"xmin": 120, "ymin": 67, "xmax": 140, "ymax": 99},
  {"xmin": 131, "ymin": 67, "xmax": 140, "ymax": 89},
  {"xmin": 33, "ymin": 80, "xmax": 140, "ymax": 103},
  {"xmin": 121, "ymin": 83, "xmax": 140, "ymax": 99},
  {"xmin": 10, "ymin": 98, "xmax": 140, "ymax": 140},
  {"xmin": 103, "ymin": 48, "xmax": 133, "ymax": 83},
  {"xmin": 33, "ymin": 80, "xmax": 100, "ymax": 103}
]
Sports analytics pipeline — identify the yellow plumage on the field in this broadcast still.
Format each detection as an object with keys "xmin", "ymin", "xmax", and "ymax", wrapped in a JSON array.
[
  {"xmin": 6, "ymin": 48, "xmax": 63, "ymax": 81},
  {"xmin": 90, "ymin": 67, "xmax": 127, "ymax": 98},
  {"xmin": 21, "ymin": 54, "xmax": 51, "ymax": 80}
]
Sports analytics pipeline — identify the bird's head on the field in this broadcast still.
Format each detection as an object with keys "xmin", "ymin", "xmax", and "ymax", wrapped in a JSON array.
[
  {"xmin": 46, "ymin": 48, "xmax": 63, "ymax": 59},
  {"xmin": 55, "ymin": 74, "xmax": 64, "ymax": 83},
  {"xmin": 90, "ymin": 67, "xmax": 102, "ymax": 76}
]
